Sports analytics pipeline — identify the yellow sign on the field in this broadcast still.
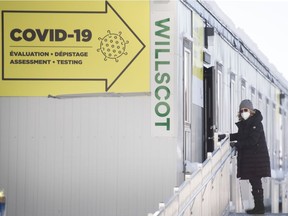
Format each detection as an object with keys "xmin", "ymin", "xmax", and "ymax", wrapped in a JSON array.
[
  {"xmin": 193, "ymin": 12, "xmax": 204, "ymax": 80},
  {"xmin": 0, "ymin": 1, "xmax": 149, "ymax": 96}
]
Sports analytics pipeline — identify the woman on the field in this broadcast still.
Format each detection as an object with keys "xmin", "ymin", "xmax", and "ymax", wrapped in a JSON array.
[{"xmin": 230, "ymin": 99, "xmax": 271, "ymax": 214}]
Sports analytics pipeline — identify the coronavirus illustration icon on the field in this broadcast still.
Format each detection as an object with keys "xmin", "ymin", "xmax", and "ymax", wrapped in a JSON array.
[{"xmin": 97, "ymin": 30, "xmax": 129, "ymax": 62}]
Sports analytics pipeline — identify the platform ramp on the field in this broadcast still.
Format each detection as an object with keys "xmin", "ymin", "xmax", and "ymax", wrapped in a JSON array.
[{"xmin": 148, "ymin": 137, "xmax": 232, "ymax": 216}]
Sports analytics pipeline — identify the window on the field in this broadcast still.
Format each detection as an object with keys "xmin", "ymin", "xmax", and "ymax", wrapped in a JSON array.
[
  {"xmin": 183, "ymin": 38, "xmax": 193, "ymax": 163},
  {"xmin": 230, "ymin": 72, "xmax": 237, "ymax": 131},
  {"xmin": 257, "ymin": 92, "xmax": 264, "ymax": 121},
  {"xmin": 265, "ymin": 98, "xmax": 271, "ymax": 151},
  {"xmin": 251, "ymin": 86, "xmax": 256, "ymax": 106},
  {"xmin": 241, "ymin": 78, "xmax": 246, "ymax": 100},
  {"xmin": 216, "ymin": 62, "xmax": 223, "ymax": 131},
  {"xmin": 184, "ymin": 46, "xmax": 192, "ymax": 125}
]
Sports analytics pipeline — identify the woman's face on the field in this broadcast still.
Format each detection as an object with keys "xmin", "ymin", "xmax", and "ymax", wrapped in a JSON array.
[{"xmin": 240, "ymin": 108, "xmax": 251, "ymax": 120}]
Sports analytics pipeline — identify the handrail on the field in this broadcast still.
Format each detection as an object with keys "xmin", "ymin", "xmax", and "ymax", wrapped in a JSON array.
[
  {"xmin": 179, "ymin": 142, "xmax": 232, "ymax": 215},
  {"xmin": 149, "ymin": 137, "xmax": 233, "ymax": 216}
]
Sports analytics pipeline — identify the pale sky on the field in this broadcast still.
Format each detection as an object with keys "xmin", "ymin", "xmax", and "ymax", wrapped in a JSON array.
[{"xmin": 214, "ymin": 0, "xmax": 288, "ymax": 81}]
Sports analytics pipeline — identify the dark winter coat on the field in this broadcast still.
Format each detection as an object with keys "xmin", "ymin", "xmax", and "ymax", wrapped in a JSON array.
[{"xmin": 230, "ymin": 109, "xmax": 271, "ymax": 179}]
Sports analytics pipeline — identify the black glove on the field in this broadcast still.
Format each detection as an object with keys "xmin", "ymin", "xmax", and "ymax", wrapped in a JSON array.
[{"xmin": 218, "ymin": 134, "xmax": 226, "ymax": 141}]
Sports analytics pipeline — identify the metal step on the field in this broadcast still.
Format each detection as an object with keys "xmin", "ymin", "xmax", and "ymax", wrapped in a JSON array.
[
  {"xmin": 229, "ymin": 213, "xmax": 288, "ymax": 216},
  {"xmin": 229, "ymin": 205, "xmax": 288, "ymax": 215}
]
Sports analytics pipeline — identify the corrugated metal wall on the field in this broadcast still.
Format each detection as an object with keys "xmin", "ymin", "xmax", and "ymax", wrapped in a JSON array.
[{"xmin": 0, "ymin": 96, "xmax": 177, "ymax": 216}]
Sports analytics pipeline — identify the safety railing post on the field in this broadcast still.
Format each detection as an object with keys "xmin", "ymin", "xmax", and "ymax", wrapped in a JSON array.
[
  {"xmin": 281, "ymin": 177, "xmax": 288, "ymax": 213},
  {"xmin": 271, "ymin": 179, "xmax": 279, "ymax": 213}
]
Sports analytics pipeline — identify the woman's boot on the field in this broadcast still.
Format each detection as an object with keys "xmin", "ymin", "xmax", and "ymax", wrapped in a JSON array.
[{"xmin": 246, "ymin": 189, "xmax": 265, "ymax": 214}]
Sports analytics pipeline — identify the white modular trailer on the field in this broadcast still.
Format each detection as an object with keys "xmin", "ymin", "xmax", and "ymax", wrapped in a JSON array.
[
  {"xmin": 200, "ymin": 0, "xmax": 288, "ymax": 187},
  {"xmin": 0, "ymin": 1, "xmax": 195, "ymax": 216},
  {"xmin": 150, "ymin": 0, "xmax": 288, "ymax": 214},
  {"xmin": 0, "ymin": 95, "xmax": 178, "ymax": 216},
  {"xmin": 1, "ymin": 1, "xmax": 288, "ymax": 216}
]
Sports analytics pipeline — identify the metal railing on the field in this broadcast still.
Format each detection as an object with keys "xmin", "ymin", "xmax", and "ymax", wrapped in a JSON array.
[{"xmin": 148, "ymin": 137, "xmax": 233, "ymax": 216}]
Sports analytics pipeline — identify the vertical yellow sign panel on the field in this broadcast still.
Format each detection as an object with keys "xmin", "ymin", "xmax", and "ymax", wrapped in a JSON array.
[
  {"xmin": 192, "ymin": 12, "xmax": 204, "ymax": 107},
  {"xmin": 0, "ymin": 1, "xmax": 149, "ymax": 96},
  {"xmin": 192, "ymin": 13, "xmax": 204, "ymax": 80}
]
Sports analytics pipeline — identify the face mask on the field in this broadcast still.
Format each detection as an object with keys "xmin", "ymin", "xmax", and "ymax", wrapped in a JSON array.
[{"xmin": 241, "ymin": 112, "xmax": 250, "ymax": 120}]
